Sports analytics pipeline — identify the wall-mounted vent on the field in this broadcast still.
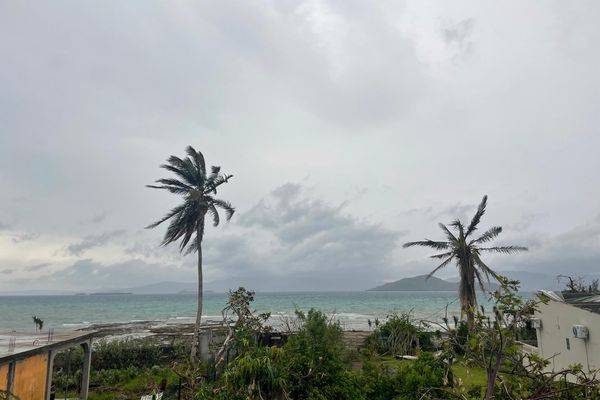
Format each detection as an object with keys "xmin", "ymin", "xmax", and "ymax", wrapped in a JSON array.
[{"xmin": 572, "ymin": 325, "xmax": 589, "ymax": 339}]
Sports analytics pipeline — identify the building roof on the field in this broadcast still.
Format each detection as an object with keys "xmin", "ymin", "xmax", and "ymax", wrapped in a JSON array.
[
  {"xmin": 539, "ymin": 290, "xmax": 600, "ymax": 314},
  {"xmin": 0, "ymin": 330, "xmax": 96, "ymax": 362}
]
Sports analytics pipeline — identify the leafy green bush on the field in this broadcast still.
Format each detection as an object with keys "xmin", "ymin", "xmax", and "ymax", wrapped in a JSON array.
[
  {"xmin": 92, "ymin": 338, "xmax": 163, "ymax": 370},
  {"xmin": 368, "ymin": 312, "xmax": 434, "ymax": 356},
  {"xmin": 219, "ymin": 346, "xmax": 287, "ymax": 400},
  {"xmin": 360, "ymin": 352, "xmax": 452, "ymax": 400},
  {"xmin": 281, "ymin": 309, "xmax": 364, "ymax": 400}
]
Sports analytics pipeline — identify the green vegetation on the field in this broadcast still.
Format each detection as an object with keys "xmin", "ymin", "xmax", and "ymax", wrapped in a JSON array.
[
  {"xmin": 51, "ymin": 337, "xmax": 190, "ymax": 399},
  {"xmin": 55, "ymin": 282, "xmax": 600, "ymax": 399},
  {"xmin": 403, "ymin": 195, "xmax": 528, "ymax": 325},
  {"xmin": 367, "ymin": 311, "xmax": 435, "ymax": 356},
  {"xmin": 146, "ymin": 146, "xmax": 235, "ymax": 361}
]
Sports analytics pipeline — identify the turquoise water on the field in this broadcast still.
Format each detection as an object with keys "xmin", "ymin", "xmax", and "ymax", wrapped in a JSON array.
[{"xmin": 0, "ymin": 291, "xmax": 519, "ymax": 331}]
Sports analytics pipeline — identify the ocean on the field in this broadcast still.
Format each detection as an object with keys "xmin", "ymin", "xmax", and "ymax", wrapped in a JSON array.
[{"xmin": 0, "ymin": 291, "xmax": 523, "ymax": 332}]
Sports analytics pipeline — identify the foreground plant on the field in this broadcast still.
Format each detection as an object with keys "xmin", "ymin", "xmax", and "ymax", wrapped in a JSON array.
[
  {"xmin": 215, "ymin": 287, "xmax": 271, "ymax": 370},
  {"xmin": 146, "ymin": 146, "xmax": 234, "ymax": 360},
  {"xmin": 453, "ymin": 277, "xmax": 600, "ymax": 400},
  {"xmin": 403, "ymin": 195, "xmax": 527, "ymax": 325}
]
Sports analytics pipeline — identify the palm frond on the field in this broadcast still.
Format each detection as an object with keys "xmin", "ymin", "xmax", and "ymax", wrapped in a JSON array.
[
  {"xmin": 430, "ymin": 251, "xmax": 454, "ymax": 259},
  {"xmin": 449, "ymin": 220, "xmax": 465, "ymax": 238},
  {"xmin": 155, "ymin": 178, "xmax": 193, "ymax": 191},
  {"xmin": 438, "ymin": 223, "xmax": 458, "ymax": 243},
  {"xmin": 160, "ymin": 161, "xmax": 199, "ymax": 188},
  {"xmin": 471, "ymin": 226, "xmax": 502, "ymax": 244},
  {"xmin": 473, "ymin": 267, "xmax": 488, "ymax": 293},
  {"xmin": 465, "ymin": 195, "xmax": 488, "ymax": 237},
  {"xmin": 208, "ymin": 166, "xmax": 221, "ymax": 182},
  {"xmin": 472, "ymin": 253, "xmax": 501, "ymax": 283},
  {"xmin": 403, "ymin": 240, "xmax": 450, "ymax": 250},
  {"xmin": 146, "ymin": 184, "xmax": 190, "ymax": 195},
  {"xmin": 210, "ymin": 197, "xmax": 235, "ymax": 221},
  {"xmin": 427, "ymin": 255, "xmax": 455, "ymax": 278},
  {"xmin": 184, "ymin": 223, "xmax": 205, "ymax": 255},
  {"xmin": 479, "ymin": 246, "xmax": 528, "ymax": 254},
  {"xmin": 145, "ymin": 203, "xmax": 187, "ymax": 229},
  {"xmin": 185, "ymin": 146, "xmax": 206, "ymax": 175},
  {"xmin": 207, "ymin": 203, "xmax": 220, "ymax": 227},
  {"xmin": 204, "ymin": 173, "xmax": 234, "ymax": 195},
  {"xmin": 147, "ymin": 147, "xmax": 235, "ymax": 255}
]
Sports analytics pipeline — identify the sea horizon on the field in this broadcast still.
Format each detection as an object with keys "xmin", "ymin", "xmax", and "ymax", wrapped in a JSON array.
[{"xmin": 0, "ymin": 291, "xmax": 532, "ymax": 332}]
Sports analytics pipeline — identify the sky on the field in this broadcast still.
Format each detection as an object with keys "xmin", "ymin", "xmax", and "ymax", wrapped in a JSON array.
[{"xmin": 0, "ymin": 1, "xmax": 599, "ymax": 292}]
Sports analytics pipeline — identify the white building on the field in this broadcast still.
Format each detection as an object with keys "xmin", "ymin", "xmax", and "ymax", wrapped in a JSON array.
[{"xmin": 534, "ymin": 291, "xmax": 600, "ymax": 373}]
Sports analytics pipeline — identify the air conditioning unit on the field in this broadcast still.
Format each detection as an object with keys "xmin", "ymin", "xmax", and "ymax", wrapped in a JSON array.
[
  {"xmin": 531, "ymin": 318, "xmax": 542, "ymax": 329},
  {"xmin": 573, "ymin": 325, "xmax": 589, "ymax": 339}
]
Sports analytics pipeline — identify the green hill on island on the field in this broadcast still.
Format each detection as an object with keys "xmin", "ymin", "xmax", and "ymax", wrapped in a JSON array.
[
  {"xmin": 369, "ymin": 274, "xmax": 500, "ymax": 291},
  {"xmin": 368, "ymin": 275, "xmax": 458, "ymax": 291}
]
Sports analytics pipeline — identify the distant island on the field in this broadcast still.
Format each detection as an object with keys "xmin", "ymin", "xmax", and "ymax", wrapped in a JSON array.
[
  {"xmin": 368, "ymin": 275, "xmax": 498, "ymax": 292},
  {"xmin": 89, "ymin": 292, "xmax": 133, "ymax": 295}
]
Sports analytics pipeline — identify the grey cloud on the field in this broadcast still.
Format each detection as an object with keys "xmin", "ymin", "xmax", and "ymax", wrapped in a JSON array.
[
  {"xmin": 11, "ymin": 232, "xmax": 40, "ymax": 244},
  {"xmin": 482, "ymin": 215, "xmax": 600, "ymax": 276},
  {"xmin": 1, "ymin": 2, "xmax": 600, "ymax": 291},
  {"xmin": 505, "ymin": 212, "xmax": 546, "ymax": 232},
  {"xmin": 29, "ymin": 258, "xmax": 192, "ymax": 291},
  {"xmin": 1, "ymin": 269, "xmax": 14, "ymax": 274},
  {"xmin": 64, "ymin": 230, "xmax": 126, "ymax": 256},
  {"xmin": 430, "ymin": 202, "xmax": 477, "ymax": 223},
  {"xmin": 0, "ymin": 221, "xmax": 14, "ymax": 231},
  {"xmin": 207, "ymin": 183, "xmax": 401, "ymax": 290},
  {"xmin": 443, "ymin": 18, "xmax": 474, "ymax": 48},
  {"xmin": 24, "ymin": 263, "xmax": 51, "ymax": 272},
  {"xmin": 82, "ymin": 213, "xmax": 107, "ymax": 224}
]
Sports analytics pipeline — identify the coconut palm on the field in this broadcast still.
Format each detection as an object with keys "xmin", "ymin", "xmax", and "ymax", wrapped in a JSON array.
[
  {"xmin": 147, "ymin": 146, "xmax": 234, "ymax": 360},
  {"xmin": 403, "ymin": 195, "xmax": 527, "ymax": 325}
]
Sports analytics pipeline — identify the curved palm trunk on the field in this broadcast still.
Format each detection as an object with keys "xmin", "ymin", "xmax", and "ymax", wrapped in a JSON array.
[{"xmin": 190, "ymin": 220, "xmax": 204, "ymax": 361}]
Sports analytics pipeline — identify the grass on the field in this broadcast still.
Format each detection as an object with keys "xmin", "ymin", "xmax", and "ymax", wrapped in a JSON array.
[
  {"xmin": 372, "ymin": 354, "xmax": 487, "ymax": 388},
  {"xmin": 81, "ymin": 367, "xmax": 178, "ymax": 400}
]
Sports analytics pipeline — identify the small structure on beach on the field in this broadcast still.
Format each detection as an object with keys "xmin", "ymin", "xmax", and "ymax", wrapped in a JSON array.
[
  {"xmin": 534, "ymin": 290, "xmax": 600, "ymax": 373},
  {"xmin": 0, "ymin": 330, "xmax": 95, "ymax": 400}
]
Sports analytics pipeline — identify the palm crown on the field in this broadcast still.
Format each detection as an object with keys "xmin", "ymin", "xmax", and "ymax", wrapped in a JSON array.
[
  {"xmin": 403, "ymin": 195, "xmax": 527, "ymax": 322},
  {"xmin": 146, "ymin": 145, "xmax": 234, "ymax": 252}
]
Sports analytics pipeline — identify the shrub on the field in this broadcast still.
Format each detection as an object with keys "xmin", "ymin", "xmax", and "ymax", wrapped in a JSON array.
[
  {"xmin": 369, "ymin": 312, "xmax": 434, "ymax": 356},
  {"xmin": 220, "ymin": 346, "xmax": 287, "ymax": 400},
  {"xmin": 360, "ymin": 352, "xmax": 452, "ymax": 400}
]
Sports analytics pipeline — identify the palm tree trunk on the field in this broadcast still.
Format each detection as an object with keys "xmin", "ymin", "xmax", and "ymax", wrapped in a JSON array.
[
  {"xmin": 190, "ymin": 220, "xmax": 204, "ymax": 361},
  {"xmin": 459, "ymin": 260, "xmax": 477, "ymax": 327}
]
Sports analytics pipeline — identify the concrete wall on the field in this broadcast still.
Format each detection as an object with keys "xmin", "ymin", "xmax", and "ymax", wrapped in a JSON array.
[{"xmin": 535, "ymin": 300, "xmax": 600, "ymax": 373}]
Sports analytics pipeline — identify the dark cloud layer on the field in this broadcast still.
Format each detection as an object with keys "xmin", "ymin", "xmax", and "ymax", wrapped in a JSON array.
[
  {"xmin": 205, "ymin": 183, "xmax": 401, "ymax": 290},
  {"xmin": 1, "ymin": 1, "xmax": 600, "ymax": 291},
  {"xmin": 64, "ymin": 230, "xmax": 126, "ymax": 256}
]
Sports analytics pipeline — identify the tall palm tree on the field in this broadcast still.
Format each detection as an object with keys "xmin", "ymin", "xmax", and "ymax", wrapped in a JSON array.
[
  {"xmin": 403, "ymin": 195, "xmax": 527, "ymax": 325},
  {"xmin": 146, "ymin": 146, "xmax": 234, "ymax": 360}
]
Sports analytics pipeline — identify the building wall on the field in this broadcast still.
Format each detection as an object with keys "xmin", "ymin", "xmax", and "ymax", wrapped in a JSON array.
[
  {"xmin": 535, "ymin": 300, "xmax": 600, "ymax": 373},
  {"xmin": 0, "ymin": 363, "xmax": 9, "ymax": 392},
  {"xmin": 0, "ymin": 354, "xmax": 49, "ymax": 400},
  {"xmin": 12, "ymin": 353, "xmax": 49, "ymax": 400}
]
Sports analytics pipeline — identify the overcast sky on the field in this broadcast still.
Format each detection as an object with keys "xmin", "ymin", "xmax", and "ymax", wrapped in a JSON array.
[{"xmin": 1, "ymin": 1, "xmax": 599, "ymax": 292}]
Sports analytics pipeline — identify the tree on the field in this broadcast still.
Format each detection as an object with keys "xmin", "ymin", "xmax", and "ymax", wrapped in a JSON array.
[
  {"xmin": 403, "ymin": 195, "xmax": 527, "ymax": 325},
  {"xmin": 147, "ymin": 146, "xmax": 234, "ymax": 360},
  {"xmin": 32, "ymin": 315, "xmax": 43, "ymax": 332}
]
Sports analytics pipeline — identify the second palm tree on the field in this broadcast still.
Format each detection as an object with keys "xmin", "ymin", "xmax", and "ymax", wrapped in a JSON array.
[{"xmin": 403, "ymin": 195, "xmax": 527, "ymax": 326}]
